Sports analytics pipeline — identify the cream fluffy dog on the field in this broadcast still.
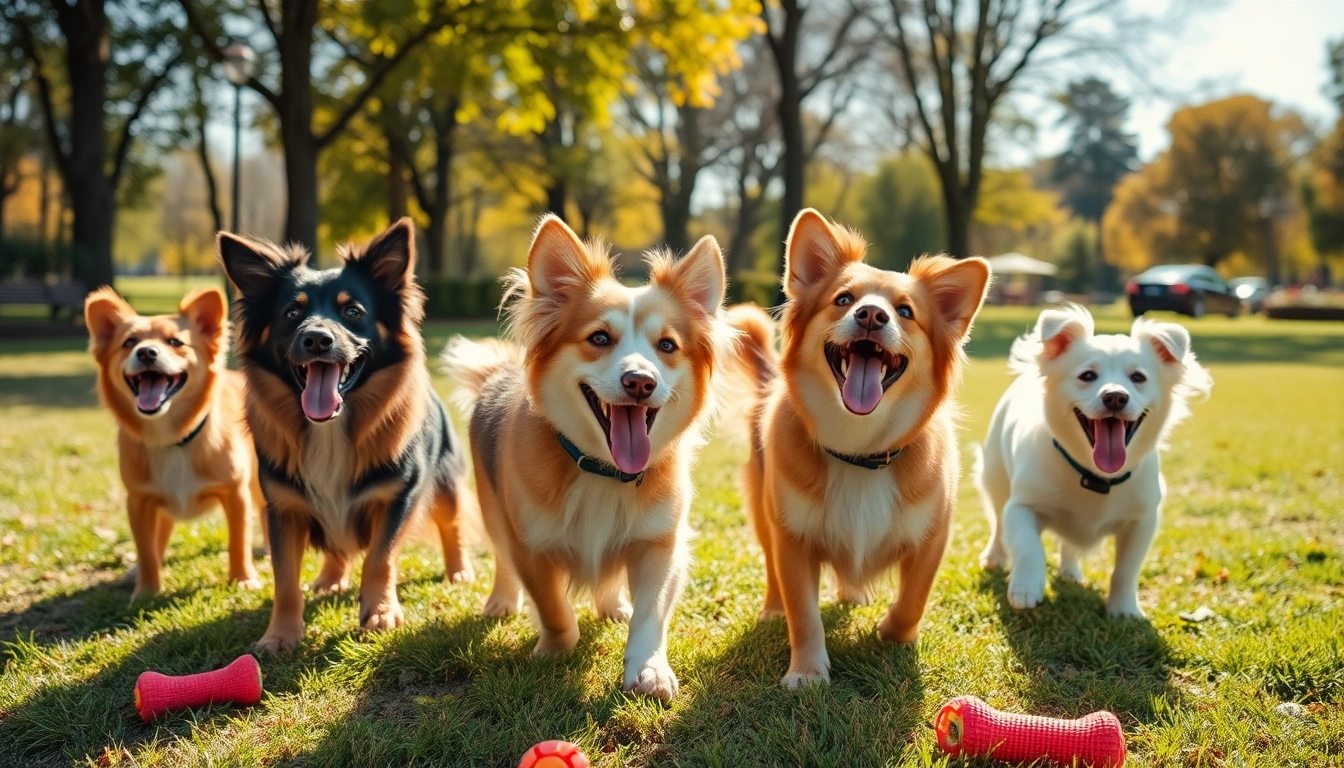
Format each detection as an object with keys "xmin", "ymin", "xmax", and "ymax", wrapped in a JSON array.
[{"xmin": 977, "ymin": 305, "xmax": 1211, "ymax": 617}]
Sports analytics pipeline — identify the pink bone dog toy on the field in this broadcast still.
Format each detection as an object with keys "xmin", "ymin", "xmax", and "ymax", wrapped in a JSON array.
[
  {"xmin": 934, "ymin": 695, "xmax": 1126, "ymax": 767},
  {"xmin": 134, "ymin": 654, "xmax": 263, "ymax": 721}
]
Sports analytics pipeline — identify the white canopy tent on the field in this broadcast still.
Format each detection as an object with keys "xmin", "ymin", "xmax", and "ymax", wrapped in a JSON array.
[{"xmin": 986, "ymin": 252, "xmax": 1058, "ymax": 277}]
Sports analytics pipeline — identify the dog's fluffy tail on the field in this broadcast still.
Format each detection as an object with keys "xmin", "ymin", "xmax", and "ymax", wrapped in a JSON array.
[
  {"xmin": 717, "ymin": 303, "xmax": 779, "ymax": 444},
  {"xmin": 439, "ymin": 335, "xmax": 525, "ymax": 416}
]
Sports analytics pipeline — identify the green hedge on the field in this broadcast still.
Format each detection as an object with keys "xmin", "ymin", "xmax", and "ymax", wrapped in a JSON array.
[
  {"xmin": 422, "ymin": 271, "xmax": 780, "ymax": 320},
  {"xmin": 0, "ymin": 238, "xmax": 87, "ymax": 280},
  {"xmin": 727, "ymin": 270, "xmax": 779, "ymax": 308},
  {"xmin": 422, "ymin": 277, "xmax": 504, "ymax": 319}
]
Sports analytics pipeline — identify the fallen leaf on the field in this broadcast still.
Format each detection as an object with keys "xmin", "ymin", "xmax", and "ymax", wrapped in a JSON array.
[
  {"xmin": 1179, "ymin": 606, "xmax": 1218, "ymax": 623},
  {"xmin": 1275, "ymin": 702, "xmax": 1308, "ymax": 719},
  {"xmin": 1216, "ymin": 568, "xmax": 1230, "ymax": 584}
]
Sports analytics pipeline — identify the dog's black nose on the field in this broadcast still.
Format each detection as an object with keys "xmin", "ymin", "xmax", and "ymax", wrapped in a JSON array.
[
  {"xmin": 854, "ymin": 304, "xmax": 889, "ymax": 330},
  {"xmin": 1102, "ymin": 390, "xmax": 1129, "ymax": 412},
  {"xmin": 300, "ymin": 329, "xmax": 335, "ymax": 353},
  {"xmin": 621, "ymin": 370, "xmax": 657, "ymax": 400},
  {"xmin": 136, "ymin": 346, "xmax": 157, "ymax": 363}
]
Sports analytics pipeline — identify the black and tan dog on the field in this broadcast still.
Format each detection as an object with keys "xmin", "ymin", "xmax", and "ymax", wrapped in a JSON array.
[{"xmin": 217, "ymin": 218, "xmax": 473, "ymax": 653}]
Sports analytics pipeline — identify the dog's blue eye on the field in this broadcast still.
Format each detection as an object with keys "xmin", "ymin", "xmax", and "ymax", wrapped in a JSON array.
[
  {"xmin": 1079, "ymin": 371, "xmax": 1098, "ymax": 382},
  {"xmin": 834, "ymin": 293, "xmax": 854, "ymax": 307},
  {"xmin": 167, "ymin": 338, "xmax": 184, "ymax": 348},
  {"xmin": 342, "ymin": 305, "xmax": 363, "ymax": 320},
  {"xmin": 285, "ymin": 306, "xmax": 302, "ymax": 320},
  {"xmin": 588, "ymin": 331, "xmax": 610, "ymax": 347},
  {"xmin": 1130, "ymin": 371, "xmax": 1147, "ymax": 384},
  {"xmin": 658, "ymin": 338, "xmax": 677, "ymax": 353},
  {"xmin": 122, "ymin": 337, "xmax": 137, "ymax": 349},
  {"xmin": 896, "ymin": 305, "xmax": 913, "ymax": 319}
]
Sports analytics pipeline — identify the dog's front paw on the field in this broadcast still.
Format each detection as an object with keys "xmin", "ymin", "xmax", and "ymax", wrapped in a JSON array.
[
  {"xmin": 254, "ymin": 626, "xmax": 304, "ymax": 654},
  {"xmin": 876, "ymin": 615, "xmax": 920, "ymax": 646},
  {"xmin": 1007, "ymin": 569, "xmax": 1046, "ymax": 610},
  {"xmin": 445, "ymin": 563, "xmax": 475, "ymax": 584},
  {"xmin": 129, "ymin": 584, "xmax": 160, "ymax": 603},
  {"xmin": 596, "ymin": 596, "xmax": 632, "ymax": 624},
  {"xmin": 836, "ymin": 585, "xmax": 872, "ymax": 606},
  {"xmin": 482, "ymin": 591, "xmax": 520, "ymax": 617},
  {"xmin": 624, "ymin": 659, "xmax": 679, "ymax": 701},
  {"xmin": 308, "ymin": 574, "xmax": 351, "ymax": 594},
  {"xmin": 1057, "ymin": 562, "xmax": 1085, "ymax": 584},
  {"xmin": 532, "ymin": 625, "xmax": 580, "ymax": 655},
  {"xmin": 781, "ymin": 668, "xmax": 830, "ymax": 689},
  {"xmin": 360, "ymin": 602, "xmax": 405, "ymax": 632},
  {"xmin": 979, "ymin": 547, "xmax": 1007, "ymax": 570},
  {"xmin": 233, "ymin": 573, "xmax": 264, "ymax": 591},
  {"xmin": 1107, "ymin": 594, "xmax": 1146, "ymax": 619}
]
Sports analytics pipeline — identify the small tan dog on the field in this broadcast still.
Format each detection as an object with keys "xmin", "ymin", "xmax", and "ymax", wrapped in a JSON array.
[
  {"xmin": 85, "ymin": 287, "xmax": 263, "ymax": 599},
  {"xmin": 443, "ymin": 215, "xmax": 733, "ymax": 701},
  {"xmin": 733, "ymin": 209, "xmax": 990, "ymax": 688}
]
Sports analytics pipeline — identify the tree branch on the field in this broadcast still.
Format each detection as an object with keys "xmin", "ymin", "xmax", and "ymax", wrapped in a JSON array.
[
  {"xmin": 254, "ymin": 0, "xmax": 282, "ymax": 48},
  {"xmin": 110, "ymin": 47, "xmax": 183, "ymax": 188},
  {"xmin": 886, "ymin": 0, "xmax": 944, "ymax": 168},
  {"xmin": 9, "ymin": 13, "xmax": 71, "ymax": 184},
  {"xmin": 178, "ymin": 0, "xmax": 282, "ymax": 108},
  {"xmin": 314, "ymin": 18, "xmax": 452, "ymax": 149}
]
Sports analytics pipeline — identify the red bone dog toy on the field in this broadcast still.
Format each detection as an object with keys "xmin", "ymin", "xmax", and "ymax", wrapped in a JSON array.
[
  {"xmin": 134, "ymin": 654, "xmax": 263, "ymax": 721},
  {"xmin": 934, "ymin": 695, "xmax": 1125, "ymax": 766}
]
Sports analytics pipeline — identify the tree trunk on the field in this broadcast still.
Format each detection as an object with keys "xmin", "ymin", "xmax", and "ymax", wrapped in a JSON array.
[
  {"xmin": 545, "ymin": 178, "xmax": 567, "ymax": 221},
  {"xmin": 278, "ymin": 2, "xmax": 319, "ymax": 250},
  {"xmin": 728, "ymin": 181, "xmax": 762, "ymax": 276},
  {"xmin": 422, "ymin": 101, "xmax": 458, "ymax": 276},
  {"xmin": 62, "ymin": 2, "xmax": 116, "ymax": 286},
  {"xmin": 942, "ymin": 181, "xmax": 971, "ymax": 258},
  {"xmin": 196, "ymin": 117, "xmax": 224, "ymax": 234},
  {"xmin": 383, "ymin": 118, "xmax": 410, "ymax": 222}
]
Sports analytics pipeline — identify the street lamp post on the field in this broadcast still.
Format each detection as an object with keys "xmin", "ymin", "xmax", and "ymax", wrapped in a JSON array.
[{"xmin": 221, "ymin": 40, "xmax": 255, "ymax": 236}]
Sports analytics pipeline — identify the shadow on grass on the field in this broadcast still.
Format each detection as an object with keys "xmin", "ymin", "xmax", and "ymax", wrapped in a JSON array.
[
  {"xmin": 0, "ymin": 584, "xmax": 369, "ymax": 766},
  {"xmin": 0, "ymin": 605, "xmax": 271, "ymax": 765},
  {"xmin": 0, "ymin": 372, "xmax": 98, "ymax": 409},
  {"xmin": 280, "ymin": 610, "xmax": 612, "ymax": 768},
  {"xmin": 658, "ymin": 601, "xmax": 928, "ymax": 767},
  {"xmin": 977, "ymin": 568, "xmax": 1177, "ymax": 726}
]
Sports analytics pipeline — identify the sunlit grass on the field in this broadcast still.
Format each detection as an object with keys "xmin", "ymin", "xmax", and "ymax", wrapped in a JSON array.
[{"xmin": 1, "ymin": 307, "xmax": 1342, "ymax": 767}]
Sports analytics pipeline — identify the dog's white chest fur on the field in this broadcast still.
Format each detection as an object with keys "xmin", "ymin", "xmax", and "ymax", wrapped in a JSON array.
[
  {"xmin": 519, "ymin": 472, "xmax": 682, "ymax": 587},
  {"xmin": 780, "ymin": 464, "xmax": 936, "ymax": 576},
  {"xmin": 146, "ymin": 445, "xmax": 211, "ymax": 520},
  {"xmin": 299, "ymin": 422, "xmax": 357, "ymax": 551}
]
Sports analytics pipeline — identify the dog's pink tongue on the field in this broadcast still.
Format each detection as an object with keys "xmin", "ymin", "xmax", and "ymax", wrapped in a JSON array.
[
  {"xmin": 841, "ymin": 353, "xmax": 885, "ymax": 415},
  {"xmin": 607, "ymin": 404, "xmax": 651, "ymax": 475},
  {"xmin": 136, "ymin": 375, "xmax": 169, "ymax": 412},
  {"xmin": 302, "ymin": 363, "xmax": 342, "ymax": 421},
  {"xmin": 1092, "ymin": 418, "xmax": 1127, "ymax": 474}
]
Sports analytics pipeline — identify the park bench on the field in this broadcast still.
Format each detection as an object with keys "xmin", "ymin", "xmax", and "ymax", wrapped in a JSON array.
[{"xmin": 0, "ymin": 279, "xmax": 88, "ymax": 320}]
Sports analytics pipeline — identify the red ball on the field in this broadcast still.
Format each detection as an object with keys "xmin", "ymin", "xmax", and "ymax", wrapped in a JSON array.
[{"xmin": 517, "ymin": 740, "xmax": 590, "ymax": 768}]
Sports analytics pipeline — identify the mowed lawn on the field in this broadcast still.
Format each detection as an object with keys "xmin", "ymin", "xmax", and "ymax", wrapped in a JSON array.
[{"xmin": 1, "ymin": 303, "xmax": 1342, "ymax": 767}]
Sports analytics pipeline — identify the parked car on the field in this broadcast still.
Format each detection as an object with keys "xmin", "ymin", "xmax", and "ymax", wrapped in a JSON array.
[
  {"xmin": 1230, "ymin": 276, "xmax": 1270, "ymax": 314},
  {"xmin": 1126, "ymin": 264, "xmax": 1241, "ymax": 318}
]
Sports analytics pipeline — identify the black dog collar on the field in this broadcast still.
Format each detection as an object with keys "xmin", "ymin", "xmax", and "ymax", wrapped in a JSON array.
[
  {"xmin": 176, "ymin": 415, "xmax": 208, "ymax": 447},
  {"xmin": 1053, "ymin": 439, "xmax": 1131, "ymax": 495},
  {"xmin": 555, "ymin": 431, "xmax": 645, "ymax": 486},
  {"xmin": 824, "ymin": 446, "xmax": 902, "ymax": 470}
]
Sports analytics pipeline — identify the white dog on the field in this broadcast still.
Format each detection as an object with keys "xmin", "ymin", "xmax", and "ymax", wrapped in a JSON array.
[{"xmin": 976, "ymin": 305, "xmax": 1211, "ymax": 617}]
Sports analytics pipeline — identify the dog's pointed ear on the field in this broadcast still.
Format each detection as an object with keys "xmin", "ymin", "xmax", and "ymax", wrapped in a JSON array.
[
  {"xmin": 1132, "ymin": 318, "xmax": 1190, "ymax": 365},
  {"xmin": 356, "ymin": 217, "xmax": 416, "ymax": 292},
  {"xmin": 217, "ymin": 232, "xmax": 300, "ymax": 297},
  {"xmin": 527, "ymin": 214, "xmax": 604, "ymax": 301},
  {"xmin": 180, "ymin": 287, "xmax": 228, "ymax": 340},
  {"xmin": 84, "ymin": 286, "xmax": 134, "ymax": 356},
  {"xmin": 910, "ymin": 255, "xmax": 991, "ymax": 342},
  {"xmin": 1036, "ymin": 306, "xmax": 1094, "ymax": 360},
  {"xmin": 784, "ymin": 209, "xmax": 862, "ymax": 297},
  {"xmin": 665, "ymin": 235, "xmax": 726, "ymax": 314}
]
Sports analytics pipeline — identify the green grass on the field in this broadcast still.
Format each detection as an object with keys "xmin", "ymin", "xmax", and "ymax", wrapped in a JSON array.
[{"xmin": 1, "ymin": 306, "xmax": 1342, "ymax": 767}]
